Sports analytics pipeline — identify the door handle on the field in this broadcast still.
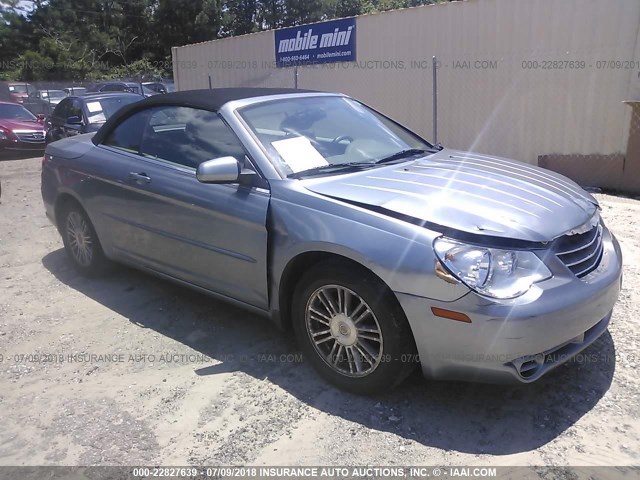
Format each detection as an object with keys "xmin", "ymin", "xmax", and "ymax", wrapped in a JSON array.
[{"xmin": 127, "ymin": 172, "xmax": 152, "ymax": 184}]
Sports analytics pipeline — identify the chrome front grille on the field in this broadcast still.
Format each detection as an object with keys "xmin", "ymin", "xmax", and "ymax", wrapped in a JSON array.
[
  {"xmin": 15, "ymin": 131, "xmax": 45, "ymax": 143},
  {"xmin": 555, "ymin": 223, "xmax": 604, "ymax": 278}
]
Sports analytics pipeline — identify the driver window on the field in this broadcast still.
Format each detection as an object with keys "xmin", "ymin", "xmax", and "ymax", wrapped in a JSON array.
[
  {"xmin": 53, "ymin": 99, "xmax": 70, "ymax": 120},
  {"xmin": 68, "ymin": 100, "xmax": 83, "ymax": 120},
  {"xmin": 139, "ymin": 106, "xmax": 246, "ymax": 169},
  {"xmin": 103, "ymin": 109, "xmax": 149, "ymax": 154}
]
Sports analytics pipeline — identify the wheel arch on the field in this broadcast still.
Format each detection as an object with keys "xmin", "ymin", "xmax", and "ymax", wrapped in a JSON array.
[
  {"xmin": 276, "ymin": 250, "xmax": 408, "ymax": 334},
  {"xmin": 53, "ymin": 191, "xmax": 87, "ymax": 231},
  {"xmin": 54, "ymin": 190, "xmax": 111, "ymax": 275},
  {"xmin": 53, "ymin": 191, "xmax": 106, "ymax": 251}
]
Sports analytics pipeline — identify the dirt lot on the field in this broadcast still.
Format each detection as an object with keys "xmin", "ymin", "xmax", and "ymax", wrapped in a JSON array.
[{"xmin": 0, "ymin": 155, "xmax": 639, "ymax": 467}]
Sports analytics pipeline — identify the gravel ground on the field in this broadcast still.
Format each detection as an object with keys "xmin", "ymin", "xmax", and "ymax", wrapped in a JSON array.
[{"xmin": 0, "ymin": 156, "xmax": 639, "ymax": 467}]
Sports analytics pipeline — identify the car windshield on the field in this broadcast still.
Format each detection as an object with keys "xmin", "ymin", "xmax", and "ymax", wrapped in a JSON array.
[
  {"xmin": 85, "ymin": 96, "xmax": 140, "ymax": 124},
  {"xmin": 9, "ymin": 84, "xmax": 30, "ymax": 93},
  {"xmin": 123, "ymin": 85, "xmax": 154, "ymax": 95},
  {"xmin": 238, "ymin": 96, "xmax": 433, "ymax": 177},
  {"xmin": 66, "ymin": 87, "xmax": 86, "ymax": 95},
  {"xmin": 0, "ymin": 103, "xmax": 37, "ymax": 120},
  {"xmin": 42, "ymin": 90, "xmax": 66, "ymax": 100}
]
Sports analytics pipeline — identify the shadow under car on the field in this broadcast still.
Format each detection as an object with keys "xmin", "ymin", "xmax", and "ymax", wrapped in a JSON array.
[{"xmin": 42, "ymin": 248, "xmax": 616, "ymax": 455}]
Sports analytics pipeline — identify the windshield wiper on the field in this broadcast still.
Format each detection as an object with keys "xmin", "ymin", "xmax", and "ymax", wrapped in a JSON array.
[
  {"xmin": 288, "ymin": 146, "xmax": 441, "ymax": 178},
  {"xmin": 288, "ymin": 162, "xmax": 378, "ymax": 179},
  {"xmin": 374, "ymin": 148, "xmax": 436, "ymax": 164}
]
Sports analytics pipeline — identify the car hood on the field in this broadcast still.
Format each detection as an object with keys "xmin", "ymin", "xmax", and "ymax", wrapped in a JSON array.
[
  {"xmin": 303, "ymin": 149, "xmax": 599, "ymax": 243},
  {"xmin": 86, "ymin": 122, "xmax": 104, "ymax": 132},
  {"xmin": 0, "ymin": 119, "xmax": 45, "ymax": 131}
]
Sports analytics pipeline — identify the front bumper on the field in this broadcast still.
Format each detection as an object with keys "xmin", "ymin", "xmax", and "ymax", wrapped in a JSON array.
[
  {"xmin": 0, "ymin": 139, "xmax": 45, "ymax": 152},
  {"xmin": 397, "ymin": 227, "xmax": 623, "ymax": 384}
]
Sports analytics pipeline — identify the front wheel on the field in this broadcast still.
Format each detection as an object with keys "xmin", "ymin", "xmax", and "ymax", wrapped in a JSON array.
[{"xmin": 292, "ymin": 262, "xmax": 418, "ymax": 394}]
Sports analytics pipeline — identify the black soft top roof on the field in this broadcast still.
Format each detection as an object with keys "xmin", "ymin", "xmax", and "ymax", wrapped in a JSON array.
[{"xmin": 92, "ymin": 87, "xmax": 319, "ymax": 145}]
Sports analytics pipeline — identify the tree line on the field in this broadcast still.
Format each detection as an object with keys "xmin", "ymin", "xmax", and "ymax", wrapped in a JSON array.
[{"xmin": 0, "ymin": 0, "xmax": 449, "ymax": 82}]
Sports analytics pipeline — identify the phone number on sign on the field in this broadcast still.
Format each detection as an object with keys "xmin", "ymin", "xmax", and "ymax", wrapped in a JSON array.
[{"xmin": 279, "ymin": 54, "xmax": 311, "ymax": 63}]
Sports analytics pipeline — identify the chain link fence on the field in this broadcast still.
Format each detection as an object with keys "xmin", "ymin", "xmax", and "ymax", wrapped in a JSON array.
[{"xmin": 1, "ymin": 77, "xmax": 174, "ymax": 117}]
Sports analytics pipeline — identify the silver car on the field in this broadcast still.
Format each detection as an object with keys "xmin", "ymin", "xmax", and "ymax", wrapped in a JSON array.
[{"xmin": 41, "ymin": 88, "xmax": 623, "ymax": 394}]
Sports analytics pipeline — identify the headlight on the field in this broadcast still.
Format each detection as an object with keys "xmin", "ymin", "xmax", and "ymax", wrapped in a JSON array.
[{"xmin": 433, "ymin": 238, "xmax": 552, "ymax": 299}]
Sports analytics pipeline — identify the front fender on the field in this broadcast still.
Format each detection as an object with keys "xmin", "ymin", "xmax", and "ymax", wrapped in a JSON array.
[{"xmin": 268, "ymin": 180, "xmax": 470, "ymax": 315}]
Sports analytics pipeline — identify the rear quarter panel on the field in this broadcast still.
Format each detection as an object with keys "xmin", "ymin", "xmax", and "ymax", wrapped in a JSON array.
[{"xmin": 42, "ymin": 134, "xmax": 103, "ymax": 233}]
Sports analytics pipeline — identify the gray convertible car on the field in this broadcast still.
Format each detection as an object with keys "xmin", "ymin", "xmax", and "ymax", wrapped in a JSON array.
[{"xmin": 41, "ymin": 88, "xmax": 622, "ymax": 394}]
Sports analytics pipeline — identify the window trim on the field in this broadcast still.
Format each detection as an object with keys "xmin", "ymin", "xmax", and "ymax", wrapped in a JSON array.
[
  {"xmin": 100, "ymin": 143, "xmax": 269, "ymax": 191},
  {"xmin": 99, "ymin": 143, "xmax": 199, "ymax": 175},
  {"xmin": 98, "ymin": 104, "xmax": 268, "ymax": 187}
]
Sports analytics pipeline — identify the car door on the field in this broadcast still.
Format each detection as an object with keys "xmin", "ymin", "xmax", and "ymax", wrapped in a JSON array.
[{"xmin": 89, "ymin": 105, "xmax": 271, "ymax": 309}]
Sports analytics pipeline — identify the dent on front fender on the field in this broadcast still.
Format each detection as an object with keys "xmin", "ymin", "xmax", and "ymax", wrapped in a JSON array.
[{"xmin": 267, "ymin": 182, "xmax": 470, "ymax": 310}]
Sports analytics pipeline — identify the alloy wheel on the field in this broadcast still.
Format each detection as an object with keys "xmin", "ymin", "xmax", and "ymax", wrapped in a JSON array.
[
  {"xmin": 305, "ymin": 285, "xmax": 384, "ymax": 377},
  {"xmin": 66, "ymin": 211, "xmax": 94, "ymax": 267}
]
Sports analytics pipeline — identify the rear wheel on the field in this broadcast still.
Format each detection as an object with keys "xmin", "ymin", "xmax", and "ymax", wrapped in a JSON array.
[
  {"xmin": 60, "ymin": 202, "xmax": 110, "ymax": 276},
  {"xmin": 292, "ymin": 262, "xmax": 417, "ymax": 394}
]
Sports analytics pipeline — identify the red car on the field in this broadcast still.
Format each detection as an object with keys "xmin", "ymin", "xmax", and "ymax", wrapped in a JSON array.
[
  {"xmin": 7, "ymin": 82, "xmax": 34, "ymax": 103},
  {"xmin": 0, "ymin": 101, "xmax": 46, "ymax": 154}
]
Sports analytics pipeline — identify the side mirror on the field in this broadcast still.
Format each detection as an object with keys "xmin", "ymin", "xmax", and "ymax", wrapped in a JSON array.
[
  {"xmin": 36, "ymin": 113, "xmax": 46, "ymax": 122},
  {"xmin": 66, "ymin": 115, "xmax": 83, "ymax": 125},
  {"xmin": 197, "ymin": 157, "xmax": 241, "ymax": 184}
]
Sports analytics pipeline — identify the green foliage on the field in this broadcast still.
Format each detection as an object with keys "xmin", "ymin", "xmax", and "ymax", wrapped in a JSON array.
[
  {"xmin": 97, "ymin": 58, "xmax": 171, "ymax": 82},
  {"xmin": 0, "ymin": 0, "xmax": 453, "ymax": 82}
]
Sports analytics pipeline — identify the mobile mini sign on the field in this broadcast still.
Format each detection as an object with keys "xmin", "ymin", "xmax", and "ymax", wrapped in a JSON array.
[{"xmin": 275, "ymin": 18, "xmax": 356, "ymax": 67}]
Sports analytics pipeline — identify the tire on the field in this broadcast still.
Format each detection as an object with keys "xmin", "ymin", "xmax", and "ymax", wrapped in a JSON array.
[
  {"xmin": 60, "ymin": 202, "xmax": 110, "ymax": 276},
  {"xmin": 292, "ymin": 261, "xmax": 418, "ymax": 395}
]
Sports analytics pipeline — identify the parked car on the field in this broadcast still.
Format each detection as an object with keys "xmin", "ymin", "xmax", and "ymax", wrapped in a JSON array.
[
  {"xmin": 0, "ymin": 83, "xmax": 14, "ymax": 102},
  {"xmin": 29, "ymin": 89, "xmax": 67, "ymax": 106},
  {"xmin": 45, "ymin": 93, "xmax": 142, "ymax": 143},
  {"xmin": 86, "ymin": 81, "xmax": 157, "ymax": 97},
  {"xmin": 63, "ymin": 86, "xmax": 87, "ymax": 96},
  {"xmin": 23, "ymin": 89, "xmax": 68, "ymax": 117},
  {"xmin": 23, "ymin": 98, "xmax": 52, "ymax": 117},
  {"xmin": 41, "ymin": 88, "xmax": 623, "ymax": 394},
  {"xmin": 6, "ymin": 82, "xmax": 35, "ymax": 103},
  {"xmin": 142, "ymin": 81, "xmax": 175, "ymax": 94},
  {"xmin": 0, "ymin": 101, "xmax": 46, "ymax": 154}
]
